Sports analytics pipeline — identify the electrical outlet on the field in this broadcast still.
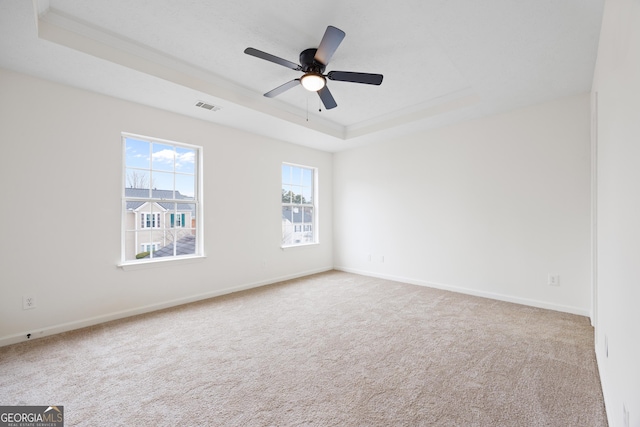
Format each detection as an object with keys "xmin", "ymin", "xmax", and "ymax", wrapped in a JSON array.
[
  {"xmin": 23, "ymin": 295, "xmax": 36, "ymax": 310},
  {"xmin": 548, "ymin": 274, "xmax": 560, "ymax": 286}
]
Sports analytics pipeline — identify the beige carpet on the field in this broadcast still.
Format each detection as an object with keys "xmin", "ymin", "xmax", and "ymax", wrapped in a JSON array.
[{"xmin": 0, "ymin": 271, "xmax": 607, "ymax": 426}]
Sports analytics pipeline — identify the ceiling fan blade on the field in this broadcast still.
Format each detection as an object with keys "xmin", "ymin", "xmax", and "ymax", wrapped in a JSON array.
[
  {"xmin": 314, "ymin": 26, "xmax": 346, "ymax": 66},
  {"xmin": 244, "ymin": 48, "xmax": 301, "ymax": 71},
  {"xmin": 264, "ymin": 79, "xmax": 300, "ymax": 98},
  {"xmin": 327, "ymin": 71, "xmax": 383, "ymax": 85},
  {"xmin": 317, "ymin": 86, "xmax": 337, "ymax": 110}
]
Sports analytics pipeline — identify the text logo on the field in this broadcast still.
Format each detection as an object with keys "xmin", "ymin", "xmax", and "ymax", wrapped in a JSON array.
[{"xmin": 0, "ymin": 406, "xmax": 64, "ymax": 427}]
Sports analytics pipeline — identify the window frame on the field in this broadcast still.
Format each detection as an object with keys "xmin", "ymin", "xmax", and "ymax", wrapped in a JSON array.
[
  {"xmin": 119, "ymin": 132, "xmax": 204, "ymax": 267},
  {"xmin": 281, "ymin": 162, "xmax": 318, "ymax": 248}
]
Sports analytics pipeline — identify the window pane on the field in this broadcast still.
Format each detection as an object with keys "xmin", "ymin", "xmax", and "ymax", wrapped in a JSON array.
[
  {"xmin": 293, "ymin": 188, "xmax": 301, "ymax": 203},
  {"xmin": 303, "ymin": 168, "xmax": 312, "ymax": 187},
  {"xmin": 176, "ymin": 202, "xmax": 196, "ymax": 230},
  {"xmin": 176, "ymin": 174, "xmax": 195, "ymax": 199},
  {"xmin": 152, "ymin": 143, "xmax": 175, "ymax": 172},
  {"xmin": 282, "ymin": 185, "xmax": 292, "ymax": 203},
  {"xmin": 302, "ymin": 207, "xmax": 314, "ymax": 243},
  {"xmin": 126, "ymin": 138, "xmax": 150, "ymax": 168},
  {"xmin": 303, "ymin": 207, "xmax": 313, "ymax": 223},
  {"xmin": 282, "ymin": 205, "xmax": 293, "ymax": 222},
  {"xmin": 125, "ymin": 168, "xmax": 151, "ymax": 192},
  {"xmin": 291, "ymin": 166, "xmax": 302, "ymax": 186},
  {"xmin": 174, "ymin": 229, "xmax": 195, "ymax": 256},
  {"xmin": 286, "ymin": 185, "xmax": 295, "ymax": 204},
  {"xmin": 282, "ymin": 164, "xmax": 292, "ymax": 185},
  {"xmin": 150, "ymin": 228, "xmax": 195, "ymax": 258},
  {"xmin": 153, "ymin": 171, "xmax": 175, "ymax": 195},
  {"xmin": 124, "ymin": 230, "xmax": 157, "ymax": 261},
  {"xmin": 282, "ymin": 206, "xmax": 294, "ymax": 245},
  {"xmin": 175, "ymin": 147, "xmax": 196, "ymax": 174},
  {"xmin": 302, "ymin": 186, "xmax": 312, "ymax": 204},
  {"xmin": 282, "ymin": 206, "xmax": 313, "ymax": 245}
]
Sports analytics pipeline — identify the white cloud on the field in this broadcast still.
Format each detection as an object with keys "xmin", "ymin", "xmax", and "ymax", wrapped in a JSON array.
[
  {"xmin": 152, "ymin": 149, "xmax": 176, "ymax": 164},
  {"xmin": 176, "ymin": 151, "xmax": 195, "ymax": 169},
  {"xmin": 150, "ymin": 148, "xmax": 194, "ymax": 171}
]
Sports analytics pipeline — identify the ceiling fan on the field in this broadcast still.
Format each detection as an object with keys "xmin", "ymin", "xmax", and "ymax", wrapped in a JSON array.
[{"xmin": 244, "ymin": 25, "xmax": 383, "ymax": 110}]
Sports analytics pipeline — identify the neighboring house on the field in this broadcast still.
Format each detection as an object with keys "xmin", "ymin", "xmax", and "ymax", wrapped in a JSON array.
[
  {"xmin": 124, "ymin": 188, "xmax": 196, "ymax": 259},
  {"xmin": 282, "ymin": 206, "xmax": 314, "ymax": 245}
]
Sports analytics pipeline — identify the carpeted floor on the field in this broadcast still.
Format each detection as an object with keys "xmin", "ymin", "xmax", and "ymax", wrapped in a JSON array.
[{"xmin": 0, "ymin": 271, "xmax": 607, "ymax": 426}]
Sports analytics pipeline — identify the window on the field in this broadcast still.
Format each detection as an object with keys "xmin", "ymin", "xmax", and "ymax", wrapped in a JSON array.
[
  {"xmin": 141, "ymin": 243, "xmax": 160, "ymax": 252},
  {"xmin": 170, "ymin": 213, "xmax": 186, "ymax": 228},
  {"xmin": 282, "ymin": 163, "xmax": 316, "ymax": 246},
  {"xmin": 141, "ymin": 212, "xmax": 161, "ymax": 229},
  {"xmin": 121, "ymin": 133, "xmax": 202, "ymax": 264}
]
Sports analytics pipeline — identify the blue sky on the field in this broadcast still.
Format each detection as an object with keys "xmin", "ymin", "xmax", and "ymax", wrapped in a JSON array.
[{"xmin": 125, "ymin": 137, "xmax": 196, "ymax": 198}]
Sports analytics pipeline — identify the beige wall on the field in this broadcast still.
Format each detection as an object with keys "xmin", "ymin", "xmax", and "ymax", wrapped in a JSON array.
[
  {"xmin": 0, "ymin": 68, "xmax": 333, "ymax": 345},
  {"xmin": 334, "ymin": 93, "xmax": 592, "ymax": 316},
  {"xmin": 591, "ymin": 0, "xmax": 640, "ymax": 424}
]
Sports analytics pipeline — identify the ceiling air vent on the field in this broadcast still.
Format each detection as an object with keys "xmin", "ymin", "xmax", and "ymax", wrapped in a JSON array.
[{"xmin": 195, "ymin": 101, "xmax": 221, "ymax": 112}]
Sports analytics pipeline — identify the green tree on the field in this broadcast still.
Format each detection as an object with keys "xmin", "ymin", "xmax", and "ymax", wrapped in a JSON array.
[{"xmin": 282, "ymin": 189, "xmax": 307, "ymax": 204}]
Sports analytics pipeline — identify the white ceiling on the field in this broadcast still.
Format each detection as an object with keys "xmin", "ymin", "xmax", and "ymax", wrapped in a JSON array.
[{"xmin": 0, "ymin": 0, "xmax": 604, "ymax": 152}]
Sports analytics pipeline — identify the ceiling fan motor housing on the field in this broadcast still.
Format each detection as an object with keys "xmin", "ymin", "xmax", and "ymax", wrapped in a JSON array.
[{"xmin": 300, "ymin": 48, "xmax": 326, "ymax": 73}]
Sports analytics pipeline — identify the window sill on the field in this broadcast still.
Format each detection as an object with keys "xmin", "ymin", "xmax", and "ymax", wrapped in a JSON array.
[
  {"xmin": 118, "ymin": 255, "xmax": 206, "ymax": 271},
  {"xmin": 281, "ymin": 242, "xmax": 320, "ymax": 250}
]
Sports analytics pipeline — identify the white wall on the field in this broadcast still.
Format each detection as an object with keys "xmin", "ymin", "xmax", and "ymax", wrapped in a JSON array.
[
  {"xmin": 591, "ymin": 0, "xmax": 640, "ymax": 425},
  {"xmin": 334, "ymin": 94, "xmax": 592, "ymax": 315},
  {"xmin": 0, "ymin": 68, "xmax": 333, "ymax": 345}
]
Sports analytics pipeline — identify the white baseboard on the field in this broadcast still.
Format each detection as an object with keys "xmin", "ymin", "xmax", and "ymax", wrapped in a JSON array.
[
  {"xmin": 594, "ymin": 345, "xmax": 613, "ymax": 427},
  {"xmin": 334, "ymin": 266, "xmax": 591, "ymax": 317},
  {"xmin": 0, "ymin": 266, "xmax": 333, "ymax": 348},
  {"xmin": 2, "ymin": 265, "xmax": 590, "ymax": 347}
]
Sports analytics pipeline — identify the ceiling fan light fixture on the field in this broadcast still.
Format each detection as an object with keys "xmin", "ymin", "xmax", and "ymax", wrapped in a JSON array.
[{"xmin": 300, "ymin": 73, "xmax": 326, "ymax": 92}]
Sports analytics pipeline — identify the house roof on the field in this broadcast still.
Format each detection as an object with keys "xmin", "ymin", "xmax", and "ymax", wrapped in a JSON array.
[
  {"xmin": 125, "ymin": 188, "xmax": 195, "ymax": 214},
  {"xmin": 145, "ymin": 235, "xmax": 196, "ymax": 258},
  {"xmin": 282, "ymin": 207, "xmax": 313, "ymax": 224},
  {"xmin": 126, "ymin": 188, "xmax": 187, "ymax": 199}
]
